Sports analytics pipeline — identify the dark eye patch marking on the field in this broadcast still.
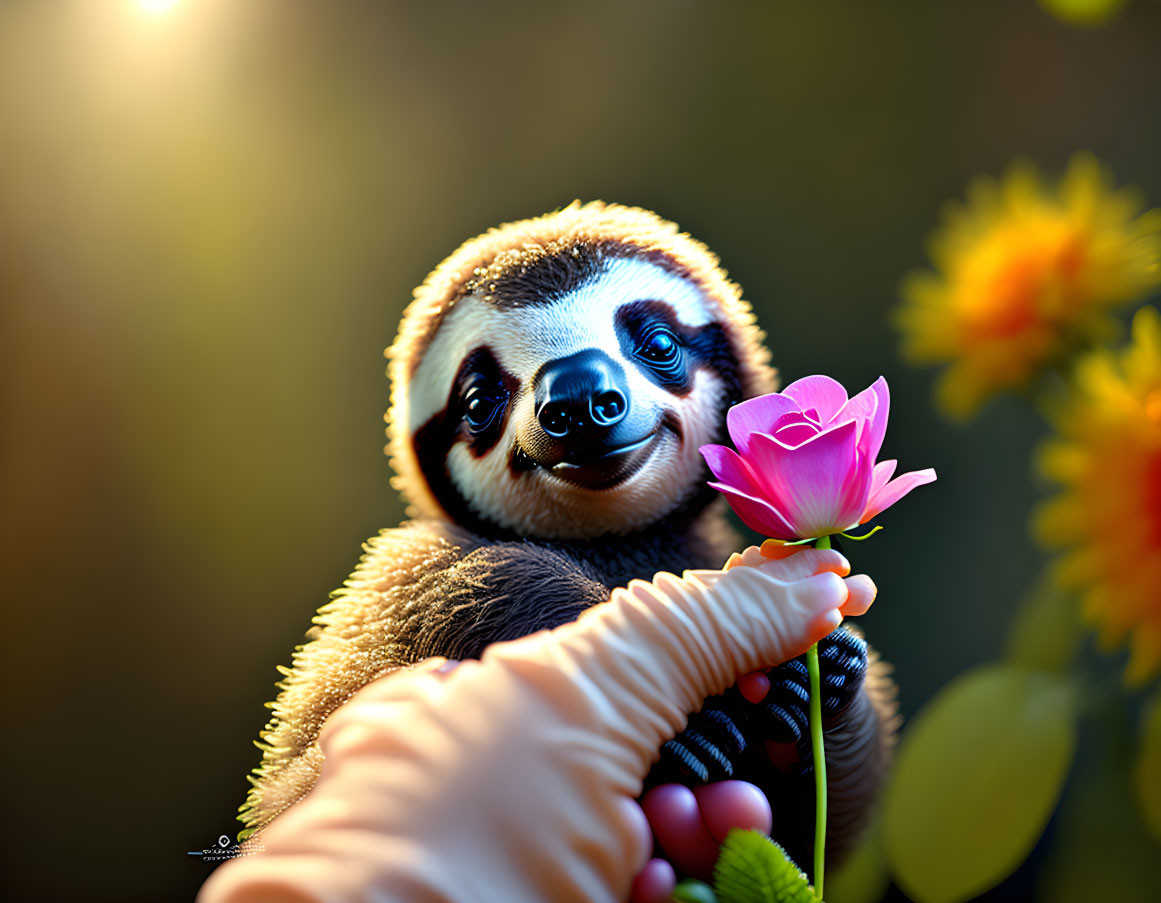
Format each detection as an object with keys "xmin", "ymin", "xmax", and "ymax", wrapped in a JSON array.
[
  {"xmin": 456, "ymin": 347, "xmax": 518, "ymax": 457},
  {"xmin": 412, "ymin": 345, "xmax": 520, "ymax": 536},
  {"xmin": 615, "ymin": 300, "xmax": 740, "ymax": 405}
]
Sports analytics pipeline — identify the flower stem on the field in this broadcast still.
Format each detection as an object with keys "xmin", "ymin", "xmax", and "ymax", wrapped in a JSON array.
[{"xmin": 809, "ymin": 534, "xmax": 831, "ymax": 901}]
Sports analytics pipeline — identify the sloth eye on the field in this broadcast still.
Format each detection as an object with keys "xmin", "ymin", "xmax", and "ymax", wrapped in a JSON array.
[
  {"xmin": 634, "ymin": 326, "xmax": 684, "ymax": 381},
  {"xmin": 463, "ymin": 385, "xmax": 504, "ymax": 433},
  {"xmin": 639, "ymin": 328, "xmax": 678, "ymax": 361}
]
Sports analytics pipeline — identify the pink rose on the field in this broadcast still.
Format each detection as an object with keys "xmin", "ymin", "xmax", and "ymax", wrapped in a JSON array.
[{"xmin": 700, "ymin": 375, "xmax": 936, "ymax": 541}]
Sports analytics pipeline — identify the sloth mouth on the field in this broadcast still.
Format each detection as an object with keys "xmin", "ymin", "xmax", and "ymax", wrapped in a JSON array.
[
  {"xmin": 550, "ymin": 434, "xmax": 658, "ymax": 489},
  {"xmin": 515, "ymin": 431, "xmax": 665, "ymax": 490}
]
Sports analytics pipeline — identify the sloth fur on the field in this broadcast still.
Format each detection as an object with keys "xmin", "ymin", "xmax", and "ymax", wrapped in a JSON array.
[{"xmin": 237, "ymin": 202, "xmax": 898, "ymax": 872}]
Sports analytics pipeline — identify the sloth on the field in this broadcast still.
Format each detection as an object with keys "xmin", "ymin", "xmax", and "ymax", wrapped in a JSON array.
[{"xmin": 238, "ymin": 202, "xmax": 898, "ymax": 872}]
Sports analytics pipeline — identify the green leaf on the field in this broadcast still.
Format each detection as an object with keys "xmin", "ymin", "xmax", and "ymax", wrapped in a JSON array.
[
  {"xmin": 825, "ymin": 816, "xmax": 888, "ymax": 903},
  {"xmin": 1134, "ymin": 690, "xmax": 1161, "ymax": 845},
  {"xmin": 883, "ymin": 663, "xmax": 1078, "ymax": 903},
  {"xmin": 1004, "ymin": 577, "xmax": 1083, "ymax": 674},
  {"xmin": 712, "ymin": 829, "xmax": 816, "ymax": 903},
  {"xmin": 1041, "ymin": 748, "xmax": 1161, "ymax": 903}
]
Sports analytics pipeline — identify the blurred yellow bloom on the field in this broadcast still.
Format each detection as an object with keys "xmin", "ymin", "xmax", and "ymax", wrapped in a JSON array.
[
  {"xmin": 897, "ymin": 153, "xmax": 1161, "ymax": 420},
  {"xmin": 1038, "ymin": 0, "xmax": 1127, "ymax": 29},
  {"xmin": 1034, "ymin": 306, "xmax": 1161, "ymax": 684}
]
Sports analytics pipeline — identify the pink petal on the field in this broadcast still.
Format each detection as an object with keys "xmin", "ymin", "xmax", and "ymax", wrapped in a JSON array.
[
  {"xmin": 869, "ymin": 459, "xmax": 898, "ymax": 498},
  {"xmin": 771, "ymin": 411, "xmax": 815, "ymax": 430},
  {"xmin": 862, "ymin": 467, "xmax": 937, "ymax": 522},
  {"xmin": 833, "ymin": 382, "xmax": 878, "ymax": 429},
  {"xmin": 726, "ymin": 394, "xmax": 800, "ymax": 455},
  {"xmin": 773, "ymin": 421, "xmax": 819, "ymax": 448},
  {"xmin": 747, "ymin": 420, "xmax": 864, "ymax": 537},
  {"xmin": 700, "ymin": 444, "xmax": 764, "ymax": 497},
  {"xmin": 832, "ymin": 376, "xmax": 889, "ymax": 462},
  {"xmin": 702, "ymin": 441, "xmax": 801, "ymax": 538},
  {"xmin": 709, "ymin": 482, "xmax": 800, "ymax": 540},
  {"xmin": 834, "ymin": 445, "xmax": 875, "ymax": 529},
  {"xmin": 782, "ymin": 375, "xmax": 848, "ymax": 423},
  {"xmin": 866, "ymin": 376, "xmax": 890, "ymax": 462}
]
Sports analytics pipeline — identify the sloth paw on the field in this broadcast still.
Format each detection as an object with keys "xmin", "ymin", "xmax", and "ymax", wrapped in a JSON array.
[
  {"xmin": 758, "ymin": 626, "xmax": 868, "ymax": 745},
  {"xmin": 645, "ymin": 629, "xmax": 867, "ymax": 786},
  {"xmin": 651, "ymin": 696, "xmax": 749, "ymax": 785}
]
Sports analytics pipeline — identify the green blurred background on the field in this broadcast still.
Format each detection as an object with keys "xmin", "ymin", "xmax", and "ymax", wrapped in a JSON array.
[{"xmin": 2, "ymin": 1, "xmax": 1160, "ymax": 900}]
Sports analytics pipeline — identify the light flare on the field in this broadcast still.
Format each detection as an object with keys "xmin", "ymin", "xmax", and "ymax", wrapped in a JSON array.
[{"xmin": 138, "ymin": 0, "xmax": 181, "ymax": 15}]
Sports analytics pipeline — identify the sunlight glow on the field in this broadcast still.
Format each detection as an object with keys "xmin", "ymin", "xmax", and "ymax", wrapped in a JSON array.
[{"xmin": 138, "ymin": 0, "xmax": 181, "ymax": 14}]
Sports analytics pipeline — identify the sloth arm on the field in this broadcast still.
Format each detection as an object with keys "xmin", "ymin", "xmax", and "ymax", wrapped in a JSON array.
[
  {"xmin": 242, "ymin": 521, "xmax": 892, "ymax": 866},
  {"xmin": 403, "ymin": 530, "xmax": 900, "ymax": 862},
  {"xmin": 240, "ymin": 521, "xmax": 608, "ymax": 838}
]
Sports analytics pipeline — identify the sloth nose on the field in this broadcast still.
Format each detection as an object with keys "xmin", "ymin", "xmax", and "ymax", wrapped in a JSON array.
[{"xmin": 535, "ymin": 349, "xmax": 629, "ymax": 439}]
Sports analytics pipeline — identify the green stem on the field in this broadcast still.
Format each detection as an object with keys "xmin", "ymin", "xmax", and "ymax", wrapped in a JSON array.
[{"xmin": 809, "ymin": 534, "xmax": 831, "ymax": 901}]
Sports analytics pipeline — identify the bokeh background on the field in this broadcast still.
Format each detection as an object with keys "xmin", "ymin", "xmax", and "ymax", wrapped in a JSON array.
[{"xmin": 2, "ymin": 1, "xmax": 1160, "ymax": 900}]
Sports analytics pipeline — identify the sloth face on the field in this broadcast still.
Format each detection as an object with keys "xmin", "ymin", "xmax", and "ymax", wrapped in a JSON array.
[{"xmin": 405, "ymin": 256, "xmax": 742, "ymax": 539}]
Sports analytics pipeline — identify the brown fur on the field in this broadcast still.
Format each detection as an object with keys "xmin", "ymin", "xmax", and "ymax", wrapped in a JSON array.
[
  {"xmin": 239, "ymin": 509, "xmax": 743, "ymax": 836},
  {"xmin": 238, "ymin": 204, "xmax": 896, "ymax": 868}
]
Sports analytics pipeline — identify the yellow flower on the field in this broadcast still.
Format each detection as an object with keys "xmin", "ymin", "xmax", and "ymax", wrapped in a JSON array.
[
  {"xmin": 1038, "ymin": 0, "xmax": 1127, "ymax": 29},
  {"xmin": 897, "ymin": 153, "xmax": 1161, "ymax": 420},
  {"xmin": 1034, "ymin": 306, "xmax": 1161, "ymax": 684}
]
